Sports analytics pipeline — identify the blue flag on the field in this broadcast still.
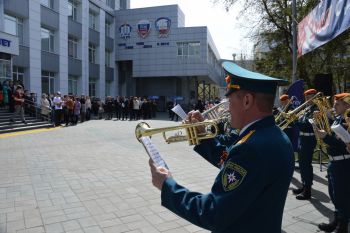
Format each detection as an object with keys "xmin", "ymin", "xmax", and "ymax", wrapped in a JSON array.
[{"xmin": 287, "ymin": 80, "xmax": 305, "ymax": 151}]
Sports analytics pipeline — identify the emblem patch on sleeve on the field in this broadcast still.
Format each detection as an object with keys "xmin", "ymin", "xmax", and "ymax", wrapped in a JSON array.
[{"xmin": 222, "ymin": 161, "xmax": 247, "ymax": 191}]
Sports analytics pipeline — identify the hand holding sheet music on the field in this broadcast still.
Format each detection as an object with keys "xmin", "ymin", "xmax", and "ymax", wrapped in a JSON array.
[{"xmin": 140, "ymin": 136, "xmax": 168, "ymax": 169}]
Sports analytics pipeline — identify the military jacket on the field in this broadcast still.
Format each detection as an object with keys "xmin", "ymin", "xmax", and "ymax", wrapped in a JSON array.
[
  {"xmin": 324, "ymin": 116, "xmax": 348, "ymax": 157},
  {"xmin": 297, "ymin": 105, "xmax": 317, "ymax": 133},
  {"xmin": 194, "ymin": 130, "xmax": 239, "ymax": 168},
  {"xmin": 161, "ymin": 116, "xmax": 294, "ymax": 233}
]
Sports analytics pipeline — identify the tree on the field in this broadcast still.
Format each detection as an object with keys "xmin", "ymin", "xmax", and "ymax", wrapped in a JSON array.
[{"xmin": 216, "ymin": 0, "xmax": 349, "ymax": 91}]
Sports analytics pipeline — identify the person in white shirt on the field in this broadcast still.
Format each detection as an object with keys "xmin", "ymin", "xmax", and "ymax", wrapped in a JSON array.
[{"xmin": 53, "ymin": 91, "xmax": 63, "ymax": 126}]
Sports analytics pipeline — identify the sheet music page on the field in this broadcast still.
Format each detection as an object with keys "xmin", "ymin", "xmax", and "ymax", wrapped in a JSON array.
[
  {"xmin": 140, "ymin": 136, "xmax": 169, "ymax": 169},
  {"xmin": 331, "ymin": 124, "xmax": 350, "ymax": 144}
]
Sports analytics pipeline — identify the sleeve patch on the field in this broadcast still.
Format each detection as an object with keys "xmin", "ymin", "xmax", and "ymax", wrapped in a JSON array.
[{"xmin": 222, "ymin": 161, "xmax": 247, "ymax": 191}]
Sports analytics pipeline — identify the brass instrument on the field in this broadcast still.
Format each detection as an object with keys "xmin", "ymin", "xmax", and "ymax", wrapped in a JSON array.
[
  {"xmin": 135, "ymin": 120, "xmax": 220, "ymax": 146},
  {"xmin": 344, "ymin": 108, "xmax": 350, "ymax": 132},
  {"xmin": 202, "ymin": 100, "xmax": 230, "ymax": 120},
  {"xmin": 312, "ymin": 96, "xmax": 332, "ymax": 134},
  {"xmin": 275, "ymin": 96, "xmax": 295, "ymax": 123},
  {"xmin": 278, "ymin": 92, "xmax": 322, "ymax": 130}
]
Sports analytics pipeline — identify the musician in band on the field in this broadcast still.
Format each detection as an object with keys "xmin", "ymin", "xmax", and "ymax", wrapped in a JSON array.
[
  {"xmin": 278, "ymin": 94, "xmax": 296, "ymax": 146},
  {"xmin": 148, "ymin": 61, "xmax": 294, "ymax": 233},
  {"xmin": 313, "ymin": 93, "xmax": 350, "ymax": 233},
  {"xmin": 292, "ymin": 89, "xmax": 318, "ymax": 200}
]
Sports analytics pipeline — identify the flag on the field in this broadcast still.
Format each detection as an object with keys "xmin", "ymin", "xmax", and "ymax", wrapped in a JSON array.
[
  {"xmin": 298, "ymin": 0, "xmax": 350, "ymax": 57},
  {"xmin": 287, "ymin": 80, "xmax": 305, "ymax": 151}
]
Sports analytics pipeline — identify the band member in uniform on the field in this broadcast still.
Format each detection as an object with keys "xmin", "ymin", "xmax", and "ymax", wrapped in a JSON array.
[
  {"xmin": 148, "ymin": 61, "xmax": 294, "ymax": 233},
  {"xmin": 314, "ymin": 93, "xmax": 350, "ymax": 233},
  {"xmin": 292, "ymin": 89, "xmax": 318, "ymax": 200},
  {"xmin": 278, "ymin": 94, "xmax": 295, "ymax": 144}
]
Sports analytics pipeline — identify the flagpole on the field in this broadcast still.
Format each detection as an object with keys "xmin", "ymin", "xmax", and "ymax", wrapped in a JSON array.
[{"xmin": 292, "ymin": 0, "xmax": 297, "ymax": 83}]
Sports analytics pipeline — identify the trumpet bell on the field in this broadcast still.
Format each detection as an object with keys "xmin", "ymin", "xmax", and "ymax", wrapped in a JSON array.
[{"xmin": 135, "ymin": 122, "xmax": 151, "ymax": 142}]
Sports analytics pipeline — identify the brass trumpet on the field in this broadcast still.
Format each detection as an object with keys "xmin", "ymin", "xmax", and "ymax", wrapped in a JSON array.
[
  {"xmin": 135, "ymin": 120, "xmax": 220, "ymax": 146},
  {"xmin": 278, "ymin": 92, "xmax": 322, "ymax": 130}
]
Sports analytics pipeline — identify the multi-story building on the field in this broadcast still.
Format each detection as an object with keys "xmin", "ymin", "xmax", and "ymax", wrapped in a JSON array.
[{"xmin": 0, "ymin": 0, "xmax": 223, "ymax": 110}]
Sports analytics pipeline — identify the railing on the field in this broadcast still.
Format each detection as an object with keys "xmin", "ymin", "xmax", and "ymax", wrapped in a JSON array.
[{"xmin": 23, "ymin": 99, "xmax": 53, "ymax": 124}]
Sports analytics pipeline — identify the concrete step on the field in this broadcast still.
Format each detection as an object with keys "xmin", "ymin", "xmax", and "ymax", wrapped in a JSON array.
[
  {"xmin": 0, "ymin": 121, "xmax": 52, "ymax": 131},
  {"xmin": 0, "ymin": 123, "xmax": 53, "ymax": 134},
  {"xmin": 0, "ymin": 118, "xmax": 45, "ymax": 126}
]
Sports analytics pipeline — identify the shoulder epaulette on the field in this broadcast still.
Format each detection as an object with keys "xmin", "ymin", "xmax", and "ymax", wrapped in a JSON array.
[{"xmin": 236, "ymin": 130, "xmax": 255, "ymax": 145}]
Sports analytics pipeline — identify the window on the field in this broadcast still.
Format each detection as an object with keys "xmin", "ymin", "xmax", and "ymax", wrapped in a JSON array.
[
  {"xmin": 68, "ymin": 0, "xmax": 78, "ymax": 21},
  {"xmin": 89, "ymin": 44, "xmax": 96, "ymax": 63},
  {"xmin": 177, "ymin": 42, "xmax": 200, "ymax": 58},
  {"xmin": 68, "ymin": 37, "xmax": 78, "ymax": 58},
  {"xmin": 68, "ymin": 76, "xmax": 78, "ymax": 95},
  {"xmin": 106, "ymin": 0, "xmax": 114, "ymax": 8},
  {"xmin": 4, "ymin": 14, "xmax": 24, "ymax": 45},
  {"xmin": 89, "ymin": 80, "xmax": 96, "ymax": 97},
  {"xmin": 105, "ymin": 21, "xmax": 111, "ymax": 37},
  {"xmin": 41, "ymin": 71, "xmax": 55, "ymax": 95},
  {"xmin": 41, "ymin": 27, "xmax": 55, "ymax": 52},
  {"xmin": 89, "ymin": 12, "xmax": 96, "ymax": 30},
  {"xmin": 0, "ymin": 59, "xmax": 11, "ymax": 82},
  {"xmin": 120, "ymin": 0, "xmax": 127, "ymax": 9},
  {"xmin": 13, "ymin": 66, "xmax": 24, "ymax": 83},
  {"xmin": 105, "ymin": 50, "xmax": 111, "ymax": 67},
  {"xmin": 41, "ymin": 0, "xmax": 54, "ymax": 9},
  {"xmin": 105, "ymin": 82, "xmax": 111, "ymax": 96}
]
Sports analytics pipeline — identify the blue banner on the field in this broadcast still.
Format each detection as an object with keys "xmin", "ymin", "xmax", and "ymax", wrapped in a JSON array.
[
  {"xmin": 287, "ymin": 80, "xmax": 305, "ymax": 107},
  {"xmin": 298, "ymin": 0, "xmax": 350, "ymax": 57},
  {"xmin": 287, "ymin": 80, "xmax": 305, "ymax": 151}
]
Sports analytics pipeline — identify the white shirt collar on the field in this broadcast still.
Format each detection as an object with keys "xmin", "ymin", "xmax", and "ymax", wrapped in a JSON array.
[{"xmin": 239, "ymin": 118, "xmax": 261, "ymax": 136}]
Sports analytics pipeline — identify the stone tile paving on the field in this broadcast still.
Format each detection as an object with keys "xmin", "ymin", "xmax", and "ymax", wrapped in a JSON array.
[{"xmin": 0, "ymin": 118, "xmax": 339, "ymax": 233}]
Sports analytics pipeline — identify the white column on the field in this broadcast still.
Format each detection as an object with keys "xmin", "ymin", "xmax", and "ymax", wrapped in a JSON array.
[
  {"xmin": 81, "ymin": 0, "xmax": 89, "ymax": 96},
  {"xmin": 58, "ymin": 0, "xmax": 69, "ymax": 94},
  {"xmin": 99, "ymin": 10, "xmax": 106, "ymax": 100},
  {"xmin": 28, "ymin": 0, "xmax": 42, "ymax": 102}
]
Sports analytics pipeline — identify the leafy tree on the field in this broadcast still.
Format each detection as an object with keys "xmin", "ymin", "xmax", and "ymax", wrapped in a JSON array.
[{"xmin": 215, "ymin": 0, "xmax": 349, "ymax": 91}]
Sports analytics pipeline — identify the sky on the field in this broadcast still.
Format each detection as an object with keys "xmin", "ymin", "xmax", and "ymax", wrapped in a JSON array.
[{"xmin": 130, "ymin": 0, "xmax": 254, "ymax": 60}]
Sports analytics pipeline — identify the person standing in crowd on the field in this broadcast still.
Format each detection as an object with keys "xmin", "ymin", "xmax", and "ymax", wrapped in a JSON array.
[
  {"xmin": 9, "ymin": 85, "xmax": 26, "ymax": 124},
  {"xmin": 195, "ymin": 99, "xmax": 205, "ymax": 113},
  {"xmin": 53, "ymin": 91, "xmax": 63, "ymax": 127},
  {"xmin": 292, "ymin": 89, "xmax": 318, "ymax": 200},
  {"xmin": 8, "ymin": 80, "xmax": 14, "ymax": 112},
  {"xmin": 114, "ymin": 96, "xmax": 122, "ymax": 120},
  {"xmin": 65, "ymin": 96, "xmax": 74, "ymax": 126},
  {"xmin": 73, "ymin": 97, "xmax": 81, "ymax": 125},
  {"xmin": 121, "ymin": 97, "xmax": 128, "ymax": 120},
  {"xmin": 148, "ymin": 61, "xmax": 294, "ymax": 233},
  {"xmin": 85, "ymin": 96, "xmax": 91, "ymax": 121},
  {"xmin": 313, "ymin": 93, "xmax": 350, "ymax": 233},
  {"xmin": 80, "ymin": 95, "xmax": 86, "ymax": 122},
  {"xmin": 40, "ymin": 93, "xmax": 51, "ymax": 120}
]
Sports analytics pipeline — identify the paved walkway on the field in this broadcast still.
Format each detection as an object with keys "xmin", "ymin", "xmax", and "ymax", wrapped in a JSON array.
[{"xmin": 0, "ymin": 117, "xmax": 337, "ymax": 233}]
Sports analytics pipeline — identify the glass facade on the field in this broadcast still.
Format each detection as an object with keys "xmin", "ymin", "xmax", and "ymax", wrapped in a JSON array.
[
  {"xmin": 68, "ymin": 37, "xmax": 78, "ymax": 58},
  {"xmin": 89, "ymin": 44, "xmax": 96, "ymax": 63},
  {"xmin": 177, "ymin": 42, "xmax": 200, "ymax": 57},
  {"xmin": 68, "ymin": 76, "xmax": 78, "ymax": 95},
  {"xmin": 68, "ymin": 0, "xmax": 78, "ymax": 21},
  {"xmin": 89, "ymin": 80, "xmax": 96, "ymax": 97},
  {"xmin": 89, "ymin": 12, "xmax": 96, "ymax": 30},
  {"xmin": 13, "ymin": 66, "xmax": 25, "ymax": 83},
  {"xmin": 41, "ymin": 71, "xmax": 55, "ymax": 95},
  {"xmin": 4, "ymin": 14, "xmax": 23, "ymax": 45},
  {"xmin": 41, "ymin": 0, "xmax": 54, "ymax": 9},
  {"xmin": 41, "ymin": 27, "xmax": 55, "ymax": 52},
  {"xmin": 0, "ymin": 59, "xmax": 12, "ymax": 83}
]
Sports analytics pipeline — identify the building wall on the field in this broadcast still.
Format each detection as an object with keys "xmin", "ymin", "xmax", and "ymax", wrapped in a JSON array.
[
  {"xmin": 115, "ymin": 5, "xmax": 221, "ymax": 82},
  {"xmin": 2, "ymin": 0, "xmax": 117, "ymax": 101}
]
